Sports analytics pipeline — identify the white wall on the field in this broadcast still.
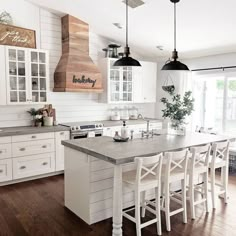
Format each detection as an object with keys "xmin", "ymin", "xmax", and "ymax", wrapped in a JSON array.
[{"xmin": 0, "ymin": 0, "xmax": 156, "ymax": 127}]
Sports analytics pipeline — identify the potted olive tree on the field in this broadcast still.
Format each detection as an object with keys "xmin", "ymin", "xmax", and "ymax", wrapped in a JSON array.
[{"xmin": 161, "ymin": 91, "xmax": 194, "ymax": 134}]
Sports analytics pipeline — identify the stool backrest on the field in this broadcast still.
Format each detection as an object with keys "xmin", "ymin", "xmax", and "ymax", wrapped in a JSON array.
[
  {"xmin": 135, "ymin": 153, "xmax": 163, "ymax": 185},
  {"xmin": 189, "ymin": 144, "xmax": 211, "ymax": 171},
  {"xmin": 212, "ymin": 140, "xmax": 230, "ymax": 163},
  {"xmin": 164, "ymin": 149, "xmax": 189, "ymax": 180}
]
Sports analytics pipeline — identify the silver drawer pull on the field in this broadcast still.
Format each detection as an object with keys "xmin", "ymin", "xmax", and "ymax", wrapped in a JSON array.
[
  {"xmin": 20, "ymin": 166, "xmax": 26, "ymax": 170},
  {"xmin": 20, "ymin": 148, "xmax": 26, "ymax": 151},
  {"xmin": 31, "ymin": 135, "xmax": 37, "ymax": 139},
  {"xmin": 0, "ymin": 150, "xmax": 2, "ymax": 154},
  {"xmin": 42, "ymin": 162, "xmax": 48, "ymax": 166},
  {"xmin": 0, "ymin": 169, "xmax": 3, "ymax": 173},
  {"xmin": 42, "ymin": 145, "xmax": 47, "ymax": 148},
  {"xmin": 60, "ymin": 132, "xmax": 64, "ymax": 135}
]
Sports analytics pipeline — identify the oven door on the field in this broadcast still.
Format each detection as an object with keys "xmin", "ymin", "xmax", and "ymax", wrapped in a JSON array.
[{"xmin": 71, "ymin": 131, "xmax": 88, "ymax": 139}]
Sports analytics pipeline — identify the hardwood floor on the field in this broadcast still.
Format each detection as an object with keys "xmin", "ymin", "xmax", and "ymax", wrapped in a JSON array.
[{"xmin": 0, "ymin": 174, "xmax": 236, "ymax": 236}]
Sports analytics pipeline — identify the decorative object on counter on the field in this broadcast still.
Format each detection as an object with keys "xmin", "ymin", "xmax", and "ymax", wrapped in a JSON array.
[
  {"xmin": 121, "ymin": 120, "xmax": 129, "ymax": 139},
  {"xmin": 110, "ymin": 107, "xmax": 121, "ymax": 121},
  {"xmin": 27, "ymin": 108, "xmax": 38, "ymax": 127},
  {"xmin": 0, "ymin": 11, "xmax": 13, "ymax": 25},
  {"xmin": 113, "ymin": 130, "xmax": 129, "ymax": 142},
  {"xmin": 161, "ymin": 0, "xmax": 189, "ymax": 71},
  {"xmin": 113, "ymin": 0, "xmax": 141, "ymax": 67},
  {"xmin": 120, "ymin": 106, "xmax": 129, "ymax": 120},
  {"xmin": 34, "ymin": 115, "xmax": 43, "ymax": 127},
  {"xmin": 129, "ymin": 106, "xmax": 138, "ymax": 120},
  {"xmin": 162, "ymin": 74, "xmax": 175, "ymax": 93},
  {"xmin": 161, "ymin": 90, "xmax": 194, "ymax": 135},
  {"xmin": 0, "ymin": 23, "xmax": 36, "ymax": 48},
  {"xmin": 41, "ymin": 104, "xmax": 54, "ymax": 127}
]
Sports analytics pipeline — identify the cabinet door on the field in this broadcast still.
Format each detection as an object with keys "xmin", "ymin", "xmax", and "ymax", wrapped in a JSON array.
[
  {"xmin": 6, "ymin": 47, "xmax": 29, "ymax": 104},
  {"xmin": 29, "ymin": 50, "xmax": 49, "ymax": 104},
  {"xmin": 141, "ymin": 61, "xmax": 157, "ymax": 103},
  {"xmin": 0, "ymin": 159, "xmax": 13, "ymax": 182},
  {"xmin": 109, "ymin": 60, "xmax": 121, "ymax": 102},
  {"xmin": 55, "ymin": 131, "xmax": 70, "ymax": 171},
  {"xmin": 0, "ymin": 46, "xmax": 7, "ymax": 105},
  {"xmin": 121, "ymin": 67, "xmax": 133, "ymax": 102}
]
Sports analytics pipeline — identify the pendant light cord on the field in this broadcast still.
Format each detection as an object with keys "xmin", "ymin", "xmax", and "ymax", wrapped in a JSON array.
[
  {"xmin": 126, "ymin": 0, "xmax": 128, "ymax": 47},
  {"xmin": 174, "ymin": 2, "xmax": 176, "ymax": 50}
]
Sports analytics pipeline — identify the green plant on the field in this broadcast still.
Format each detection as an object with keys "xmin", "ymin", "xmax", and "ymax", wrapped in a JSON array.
[
  {"xmin": 161, "ymin": 91, "xmax": 194, "ymax": 128},
  {"xmin": 27, "ymin": 108, "xmax": 38, "ymax": 117}
]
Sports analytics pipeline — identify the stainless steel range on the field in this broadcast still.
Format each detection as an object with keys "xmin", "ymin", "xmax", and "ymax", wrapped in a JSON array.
[{"xmin": 60, "ymin": 122, "xmax": 104, "ymax": 139}]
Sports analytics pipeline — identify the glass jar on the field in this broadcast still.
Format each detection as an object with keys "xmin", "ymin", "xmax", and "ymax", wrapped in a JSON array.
[
  {"xmin": 110, "ymin": 107, "xmax": 120, "ymax": 121},
  {"xmin": 120, "ymin": 106, "xmax": 129, "ymax": 120},
  {"xmin": 129, "ymin": 106, "xmax": 138, "ymax": 120}
]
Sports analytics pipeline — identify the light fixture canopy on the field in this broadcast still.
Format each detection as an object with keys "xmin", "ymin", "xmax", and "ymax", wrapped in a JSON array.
[
  {"xmin": 113, "ymin": 0, "xmax": 141, "ymax": 67},
  {"xmin": 162, "ymin": 0, "xmax": 189, "ymax": 71}
]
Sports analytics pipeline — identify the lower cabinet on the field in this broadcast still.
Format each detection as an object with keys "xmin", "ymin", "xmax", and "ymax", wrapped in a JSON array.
[
  {"xmin": 12, "ymin": 152, "xmax": 55, "ymax": 180},
  {"xmin": 0, "ymin": 158, "xmax": 13, "ymax": 182},
  {"xmin": 55, "ymin": 131, "xmax": 70, "ymax": 171}
]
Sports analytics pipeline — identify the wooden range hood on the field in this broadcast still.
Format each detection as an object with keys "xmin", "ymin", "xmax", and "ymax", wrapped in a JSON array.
[{"xmin": 53, "ymin": 15, "xmax": 103, "ymax": 92}]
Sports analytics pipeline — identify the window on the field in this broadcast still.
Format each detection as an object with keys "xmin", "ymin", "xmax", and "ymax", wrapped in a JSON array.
[{"xmin": 192, "ymin": 73, "xmax": 236, "ymax": 135}]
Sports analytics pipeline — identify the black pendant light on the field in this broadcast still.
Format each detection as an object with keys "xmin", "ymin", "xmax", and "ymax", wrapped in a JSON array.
[
  {"xmin": 113, "ymin": 0, "xmax": 141, "ymax": 67},
  {"xmin": 162, "ymin": 0, "xmax": 189, "ymax": 71}
]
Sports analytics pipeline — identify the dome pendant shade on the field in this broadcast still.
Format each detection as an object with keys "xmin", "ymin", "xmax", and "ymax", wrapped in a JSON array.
[
  {"xmin": 113, "ymin": 0, "xmax": 141, "ymax": 67},
  {"xmin": 162, "ymin": 0, "xmax": 190, "ymax": 71}
]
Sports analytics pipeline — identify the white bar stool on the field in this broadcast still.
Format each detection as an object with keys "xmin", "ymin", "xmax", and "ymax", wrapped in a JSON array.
[
  {"xmin": 161, "ymin": 149, "xmax": 189, "ymax": 232},
  {"xmin": 209, "ymin": 140, "xmax": 230, "ymax": 208},
  {"xmin": 122, "ymin": 153, "xmax": 163, "ymax": 236},
  {"xmin": 188, "ymin": 144, "xmax": 211, "ymax": 219}
]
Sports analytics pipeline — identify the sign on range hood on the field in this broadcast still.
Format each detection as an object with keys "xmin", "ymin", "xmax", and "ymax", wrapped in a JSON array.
[{"xmin": 53, "ymin": 15, "xmax": 103, "ymax": 93}]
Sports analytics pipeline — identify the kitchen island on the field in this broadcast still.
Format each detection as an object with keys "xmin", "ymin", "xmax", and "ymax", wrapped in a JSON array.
[{"xmin": 62, "ymin": 133, "xmax": 235, "ymax": 236}]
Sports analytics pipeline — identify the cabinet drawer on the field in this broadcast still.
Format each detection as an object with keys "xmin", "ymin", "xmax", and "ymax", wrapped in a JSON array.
[
  {"xmin": 0, "ymin": 143, "xmax": 12, "ymax": 160},
  {"xmin": 12, "ymin": 132, "xmax": 54, "ymax": 143},
  {"xmin": 0, "ymin": 159, "xmax": 12, "ymax": 182},
  {"xmin": 13, "ymin": 153, "xmax": 55, "ymax": 179},
  {"xmin": 0, "ymin": 136, "xmax": 11, "ymax": 144},
  {"xmin": 12, "ymin": 139, "xmax": 55, "ymax": 157}
]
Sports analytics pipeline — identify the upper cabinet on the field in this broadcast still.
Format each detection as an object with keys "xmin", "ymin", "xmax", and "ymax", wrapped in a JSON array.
[
  {"xmin": 0, "ymin": 46, "xmax": 49, "ymax": 105},
  {"xmin": 99, "ymin": 58, "xmax": 157, "ymax": 104}
]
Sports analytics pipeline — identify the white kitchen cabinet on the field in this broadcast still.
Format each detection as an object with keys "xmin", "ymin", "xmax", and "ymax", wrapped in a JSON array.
[
  {"xmin": 99, "ymin": 58, "xmax": 157, "ymax": 104},
  {"xmin": 0, "ymin": 143, "xmax": 12, "ymax": 160},
  {"xmin": 12, "ymin": 153, "xmax": 55, "ymax": 180},
  {"xmin": 55, "ymin": 131, "xmax": 70, "ymax": 171},
  {"xmin": 0, "ymin": 159, "xmax": 13, "ymax": 182},
  {"xmin": 133, "ymin": 61, "xmax": 157, "ymax": 103},
  {"xmin": 0, "ymin": 45, "xmax": 49, "ymax": 105},
  {"xmin": 99, "ymin": 58, "xmax": 139, "ymax": 104}
]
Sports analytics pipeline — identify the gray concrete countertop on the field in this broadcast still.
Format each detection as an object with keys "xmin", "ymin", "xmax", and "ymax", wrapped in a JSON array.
[
  {"xmin": 62, "ymin": 133, "xmax": 235, "ymax": 165},
  {"xmin": 0, "ymin": 125, "xmax": 70, "ymax": 137}
]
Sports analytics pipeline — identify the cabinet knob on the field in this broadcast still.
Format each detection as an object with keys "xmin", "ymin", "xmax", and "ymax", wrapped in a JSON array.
[
  {"xmin": 31, "ymin": 135, "xmax": 37, "ymax": 139},
  {"xmin": 60, "ymin": 132, "xmax": 64, "ymax": 135},
  {"xmin": 20, "ymin": 166, "xmax": 26, "ymax": 170},
  {"xmin": 42, "ymin": 162, "xmax": 48, "ymax": 166},
  {"xmin": 0, "ymin": 169, "xmax": 3, "ymax": 173},
  {"xmin": 42, "ymin": 145, "xmax": 47, "ymax": 149},
  {"xmin": 20, "ymin": 148, "xmax": 26, "ymax": 151},
  {"xmin": 0, "ymin": 150, "xmax": 2, "ymax": 154}
]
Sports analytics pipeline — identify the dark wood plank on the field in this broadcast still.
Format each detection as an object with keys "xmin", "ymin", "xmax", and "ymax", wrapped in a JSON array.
[{"xmin": 0, "ymin": 174, "xmax": 236, "ymax": 236}]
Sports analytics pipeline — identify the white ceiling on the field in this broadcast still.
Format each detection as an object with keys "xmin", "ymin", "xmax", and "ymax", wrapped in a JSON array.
[{"xmin": 28, "ymin": 0, "xmax": 236, "ymax": 60}]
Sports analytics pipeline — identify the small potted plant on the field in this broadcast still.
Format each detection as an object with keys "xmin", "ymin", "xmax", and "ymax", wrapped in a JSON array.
[
  {"xmin": 35, "ymin": 114, "xmax": 43, "ymax": 127},
  {"xmin": 161, "ymin": 91, "xmax": 194, "ymax": 134},
  {"xmin": 27, "ymin": 108, "xmax": 38, "ymax": 127}
]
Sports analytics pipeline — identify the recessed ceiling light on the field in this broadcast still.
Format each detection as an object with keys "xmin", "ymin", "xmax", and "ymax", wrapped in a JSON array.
[
  {"xmin": 156, "ymin": 45, "xmax": 164, "ymax": 51},
  {"xmin": 113, "ymin": 23, "xmax": 123, "ymax": 29}
]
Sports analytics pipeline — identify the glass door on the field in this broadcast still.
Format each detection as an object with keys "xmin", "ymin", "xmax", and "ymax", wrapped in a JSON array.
[
  {"xmin": 109, "ymin": 60, "xmax": 121, "ymax": 102},
  {"xmin": 30, "ymin": 51, "xmax": 47, "ymax": 103},
  {"xmin": 7, "ymin": 48, "xmax": 27, "ymax": 104},
  {"xmin": 122, "ymin": 66, "xmax": 133, "ymax": 102}
]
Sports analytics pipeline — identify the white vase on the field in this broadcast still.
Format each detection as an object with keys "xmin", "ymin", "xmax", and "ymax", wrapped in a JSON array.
[{"xmin": 43, "ymin": 117, "xmax": 53, "ymax": 126}]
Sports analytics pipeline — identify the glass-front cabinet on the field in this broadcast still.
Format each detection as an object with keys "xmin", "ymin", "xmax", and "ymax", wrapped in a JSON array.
[
  {"xmin": 100, "ymin": 58, "xmax": 134, "ymax": 103},
  {"xmin": 5, "ymin": 46, "xmax": 49, "ymax": 105}
]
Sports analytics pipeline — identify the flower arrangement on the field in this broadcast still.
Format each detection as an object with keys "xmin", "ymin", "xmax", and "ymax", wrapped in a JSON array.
[
  {"xmin": 161, "ymin": 91, "xmax": 194, "ymax": 129},
  {"xmin": 27, "ymin": 108, "xmax": 42, "ymax": 127},
  {"xmin": 0, "ymin": 11, "xmax": 13, "ymax": 25}
]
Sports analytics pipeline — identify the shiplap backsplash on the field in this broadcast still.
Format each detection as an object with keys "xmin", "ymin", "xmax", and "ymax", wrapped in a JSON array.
[{"xmin": 0, "ymin": 8, "xmax": 156, "ymax": 128}]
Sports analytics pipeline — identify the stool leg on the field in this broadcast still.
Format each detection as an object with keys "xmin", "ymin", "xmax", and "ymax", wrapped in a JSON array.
[
  {"xmin": 189, "ymin": 175, "xmax": 195, "ymax": 219},
  {"xmin": 164, "ymin": 183, "xmax": 171, "ymax": 231},
  {"xmin": 204, "ymin": 172, "xmax": 209, "ymax": 213},
  {"xmin": 223, "ymin": 165, "xmax": 229, "ymax": 204},
  {"xmin": 141, "ymin": 191, "xmax": 146, "ymax": 218},
  {"xmin": 135, "ymin": 190, "xmax": 141, "ymax": 236},
  {"xmin": 155, "ymin": 187, "xmax": 162, "ymax": 236},
  {"xmin": 211, "ymin": 169, "xmax": 216, "ymax": 209},
  {"xmin": 181, "ymin": 179, "xmax": 187, "ymax": 224}
]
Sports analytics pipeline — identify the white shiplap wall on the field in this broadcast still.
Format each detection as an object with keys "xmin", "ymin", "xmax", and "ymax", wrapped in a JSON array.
[{"xmin": 0, "ymin": 8, "xmax": 156, "ymax": 128}]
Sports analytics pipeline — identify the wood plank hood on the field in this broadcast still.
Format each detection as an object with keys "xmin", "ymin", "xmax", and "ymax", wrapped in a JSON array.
[{"xmin": 53, "ymin": 15, "xmax": 103, "ymax": 92}]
